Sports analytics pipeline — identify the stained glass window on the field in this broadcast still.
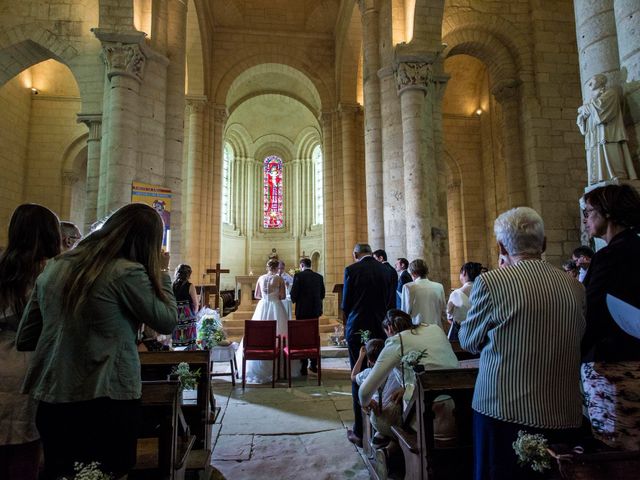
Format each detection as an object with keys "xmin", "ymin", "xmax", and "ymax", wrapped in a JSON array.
[
  {"xmin": 222, "ymin": 143, "xmax": 232, "ymax": 224},
  {"xmin": 312, "ymin": 145, "xmax": 323, "ymax": 224},
  {"xmin": 263, "ymin": 155, "xmax": 284, "ymax": 229}
]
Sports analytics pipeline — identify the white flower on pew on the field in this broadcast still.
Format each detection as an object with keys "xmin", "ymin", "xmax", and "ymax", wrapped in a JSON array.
[
  {"xmin": 512, "ymin": 430, "xmax": 552, "ymax": 473},
  {"xmin": 62, "ymin": 461, "xmax": 112, "ymax": 480},
  {"xmin": 401, "ymin": 349, "xmax": 428, "ymax": 369},
  {"xmin": 171, "ymin": 362, "xmax": 201, "ymax": 391}
]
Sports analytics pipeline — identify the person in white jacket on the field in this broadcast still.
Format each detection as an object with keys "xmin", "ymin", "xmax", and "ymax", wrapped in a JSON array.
[{"xmin": 400, "ymin": 259, "xmax": 445, "ymax": 328}]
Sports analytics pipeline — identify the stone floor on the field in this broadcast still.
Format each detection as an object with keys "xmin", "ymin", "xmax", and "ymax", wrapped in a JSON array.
[{"xmin": 208, "ymin": 358, "xmax": 369, "ymax": 480}]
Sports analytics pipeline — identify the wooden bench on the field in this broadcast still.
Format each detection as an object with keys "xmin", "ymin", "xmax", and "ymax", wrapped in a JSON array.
[
  {"xmin": 389, "ymin": 367, "xmax": 478, "ymax": 480},
  {"xmin": 132, "ymin": 381, "xmax": 196, "ymax": 480}
]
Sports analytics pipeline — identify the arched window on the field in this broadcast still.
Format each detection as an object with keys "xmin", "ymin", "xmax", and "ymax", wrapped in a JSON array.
[
  {"xmin": 263, "ymin": 155, "xmax": 284, "ymax": 229},
  {"xmin": 312, "ymin": 145, "xmax": 323, "ymax": 224},
  {"xmin": 222, "ymin": 143, "xmax": 233, "ymax": 224}
]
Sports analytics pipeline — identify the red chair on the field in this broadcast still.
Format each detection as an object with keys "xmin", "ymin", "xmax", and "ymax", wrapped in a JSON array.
[
  {"xmin": 283, "ymin": 319, "xmax": 321, "ymax": 387},
  {"xmin": 242, "ymin": 320, "xmax": 281, "ymax": 390}
]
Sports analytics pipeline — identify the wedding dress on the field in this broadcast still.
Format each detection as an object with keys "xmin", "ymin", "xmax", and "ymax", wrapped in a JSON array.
[{"xmin": 241, "ymin": 273, "xmax": 290, "ymax": 384}]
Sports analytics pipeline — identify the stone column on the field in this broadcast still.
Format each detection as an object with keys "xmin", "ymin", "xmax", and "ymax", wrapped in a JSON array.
[
  {"xmin": 492, "ymin": 79, "xmax": 527, "ymax": 207},
  {"xmin": 614, "ymin": 0, "xmax": 640, "ymax": 157},
  {"xmin": 163, "ymin": 0, "xmax": 188, "ymax": 264},
  {"xmin": 447, "ymin": 178, "xmax": 464, "ymax": 287},
  {"xmin": 358, "ymin": 0, "xmax": 384, "ymax": 247},
  {"xmin": 574, "ymin": 0, "xmax": 620, "ymax": 97},
  {"xmin": 320, "ymin": 111, "xmax": 338, "ymax": 285},
  {"xmin": 94, "ymin": 30, "xmax": 147, "ymax": 214},
  {"xmin": 208, "ymin": 105, "xmax": 227, "ymax": 266},
  {"xmin": 395, "ymin": 61, "xmax": 433, "ymax": 261},
  {"xmin": 339, "ymin": 103, "xmax": 360, "ymax": 262},
  {"xmin": 185, "ymin": 97, "xmax": 206, "ymax": 264},
  {"xmin": 60, "ymin": 171, "xmax": 79, "ymax": 221},
  {"xmin": 77, "ymin": 114, "xmax": 102, "ymax": 233}
]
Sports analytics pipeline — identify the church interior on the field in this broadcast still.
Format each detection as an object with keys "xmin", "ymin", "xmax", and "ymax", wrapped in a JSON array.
[{"xmin": 1, "ymin": 0, "xmax": 640, "ymax": 478}]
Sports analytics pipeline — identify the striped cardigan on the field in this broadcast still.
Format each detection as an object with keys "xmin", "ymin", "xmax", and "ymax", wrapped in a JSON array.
[{"xmin": 459, "ymin": 259, "xmax": 585, "ymax": 428}]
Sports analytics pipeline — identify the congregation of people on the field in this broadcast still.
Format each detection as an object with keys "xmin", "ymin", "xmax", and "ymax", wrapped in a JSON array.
[{"xmin": 0, "ymin": 184, "xmax": 639, "ymax": 479}]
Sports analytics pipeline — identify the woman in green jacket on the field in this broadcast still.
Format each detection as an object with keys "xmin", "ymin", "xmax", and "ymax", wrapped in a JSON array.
[{"xmin": 17, "ymin": 203, "xmax": 178, "ymax": 479}]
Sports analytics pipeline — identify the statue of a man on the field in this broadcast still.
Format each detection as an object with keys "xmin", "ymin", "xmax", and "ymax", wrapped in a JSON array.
[{"xmin": 577, "ymin": 74, "xmax": 637, "ymax": 185}]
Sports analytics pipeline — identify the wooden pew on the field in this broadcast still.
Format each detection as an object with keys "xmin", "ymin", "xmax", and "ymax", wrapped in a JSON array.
[
  {"xmin": 133, "ymin": 380, "xmax": 196, "ymax": 480},
  {"xmin": 139, "ymin": 350, "xmax": 213, "ymax": 474},
  {"xmin": 391, "ymin": 367, "xmax": 478, "ymax": 480}
]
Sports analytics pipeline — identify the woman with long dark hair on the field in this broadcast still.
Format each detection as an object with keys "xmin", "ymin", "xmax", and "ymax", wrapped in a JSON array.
[
  {"xmin": 17, "ymin": 203, "xmax": 177, "ymax": 479},
  {"xmin": 0, "ymin": 204, "xmax": 60, "ymax": 480}
]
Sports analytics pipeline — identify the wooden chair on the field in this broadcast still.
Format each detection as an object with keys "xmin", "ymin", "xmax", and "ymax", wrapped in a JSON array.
[
  {"xmin": 282, "ymin": 319, "xmax": 321, "ymax": 388},
  {"xmin": 134, "ymin": 380, "xmax": 196, "ymax": 480},
  {"xmin": 242, "ymin": 320, "xmax": 280, "ymax": 389}
]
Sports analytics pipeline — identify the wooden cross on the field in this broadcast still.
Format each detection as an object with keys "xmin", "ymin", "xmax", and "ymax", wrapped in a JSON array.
[{"xmin": 205, "ymin": 263, "xmax": 230, "ymax": 309}]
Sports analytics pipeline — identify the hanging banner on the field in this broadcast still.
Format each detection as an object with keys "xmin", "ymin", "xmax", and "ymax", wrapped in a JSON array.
[{"xmin": 131, "ymin": 182, "xmax": 172, "ymax": 250}]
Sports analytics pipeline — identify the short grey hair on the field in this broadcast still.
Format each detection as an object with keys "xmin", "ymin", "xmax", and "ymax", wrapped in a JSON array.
[
  {"xmin": 493, "ymin": 207, "xmax": 545, "ymax": 256},
  {"xmin": 353, "ymin": 243, "xmax": 372, "ymax": 254}
]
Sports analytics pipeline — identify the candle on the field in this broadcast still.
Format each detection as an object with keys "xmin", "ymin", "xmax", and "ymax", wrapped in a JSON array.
[{"xmin": 166, "ymin": 229, "xmax": 171, "ymax": 252}]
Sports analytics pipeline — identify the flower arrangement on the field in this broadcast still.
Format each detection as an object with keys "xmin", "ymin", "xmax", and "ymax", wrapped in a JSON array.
[
  {"xmin": 171, "ymin": 362, "xmax": 201, "ymax": 391},
  {"xmin": 197, "ymin": 309, "xmax": 227, "ymax": 349},
  {"xmin": 512, "ymin": 430, "xmax": 552, "ymax": 473},
  {"xmin": 401, "ymin": 349, "xmax": 428, "ymax": 369},
  {"xmin": 357, "ymin": 329, "xmax": 371, "ymax": 344},
  {"xmin": 288, "ymin": 268, "xmax": 301, "ymax": 276},
  {"xmin": 62, "ymin": 462, "xmax": 112, "ymax": 480}
]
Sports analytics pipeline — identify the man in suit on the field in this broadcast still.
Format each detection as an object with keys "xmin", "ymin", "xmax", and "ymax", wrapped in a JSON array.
[
  {"xmin": 459, "ymin": 207, "xmax": 585, "ymax": 479},
  {"xmin": 400, "ymin": 259, "xmax": 446, "ymax": 328},
  {"xmin": 372, "ymin": 249, "xmax": 399, "ymax": 310},
  {"xmin": 290, "ymin": 258, "xmax": 325, "ymax": 375},
  {"xmin": 342, "ymin": 243, "xmax": 395, "ymax": 447},
  {"xmin": 395, "ymin": 257, "xmax": 412, "ymax": 307}
]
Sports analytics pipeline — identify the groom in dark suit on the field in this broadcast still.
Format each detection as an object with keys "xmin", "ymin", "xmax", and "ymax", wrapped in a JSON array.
[
  {"xmin": 342, "ymin": 243, "xmax": 395, "ymax": 446},
  {"xmin": 290, "ymin": 258, "xmax": 325, "ymax": 375}
]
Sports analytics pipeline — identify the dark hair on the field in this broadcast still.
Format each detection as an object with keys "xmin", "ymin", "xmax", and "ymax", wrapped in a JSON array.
[
  {"xmin": 60, "ymin": 203, "xmax": 169, "ymax": 316},
  {"xmin": 0, "ymin": 204, "xmax": 61, "ymax": 316},
  {"xmin": 300, "ymin": 258, "xmax": 311, "ymax": 268},
  {"xmin": 562, "ymin": 259, "xmax": 578, "ymax": 272},
  {"xmin": 173, "ymin": 264, "xmax": 192, "ymax": 291},
  {"xmin": 266, "ymin": 259, "xmax": 280, "ymax": 271},
  {"xmin": 572, "ymin": 245, "xmax": 594, "ymax": 259},
  {"xmin": 460, "ymin": 262, "xmax": 486, "ymax": 281},
  {"xmin": 408, "ymin": 259, "xmax": 428, "ymax": 278},
  {"xmin": 365, "ymin": 338, "xmax": 385, "ymax": 363},
  {"xmin": 382, "ymin": 309, "xmax": 415, "ymax": 335},
  {"xmin": 583, "ymin": 184, "xmax": 640, "ymax": 230},
  {"xmin": 373, "ymin": 249, "xmax": 388, "ymax": 261},
  {"xmin": 396, "ymin": 258, "xmax": 409, "ymax": 269}
]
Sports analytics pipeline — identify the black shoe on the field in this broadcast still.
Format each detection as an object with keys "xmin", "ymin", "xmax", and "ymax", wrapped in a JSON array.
[
  {"xmin": 347, "ymin": 429, "xmax": 363, "ymax": 448},
  {"xmin": 309, "ymin": 365, "xmax": 318, "ymax": 374}
]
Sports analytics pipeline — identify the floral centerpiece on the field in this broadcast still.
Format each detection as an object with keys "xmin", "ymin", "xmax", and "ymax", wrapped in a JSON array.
[
  {"xmin": 171, "ymin": 362, "xmax": 201, "ymax": 391},
  {"xmin": 288, "ymin": 268, "xmax": 301, "ymax": 276},
  {"xmin": 512, "ymin": 430, "xmax": 552, "ymax": 473},
  {"xmin": 63, "ymin": 462, "xmax": 112, "ymax": 480},
  {"xmin": 197, "ymin": 308, "xmax": 227, "ymax": 349},
  {"xmin": 401, "ymin": 349, "xmax": 428, "ymax": 372}
]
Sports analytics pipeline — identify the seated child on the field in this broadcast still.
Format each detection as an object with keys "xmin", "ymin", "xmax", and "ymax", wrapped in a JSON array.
[{"xmin": 352, "ymin": 339, "xmax": 403, "ymax": 446}]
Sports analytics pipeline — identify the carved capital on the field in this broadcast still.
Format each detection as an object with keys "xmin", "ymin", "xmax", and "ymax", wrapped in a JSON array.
[
  {"xmin": 338, "ymin": 103, "xmax": 361, "ymax": 119},
  {"xmin": 76, "ymin": 113, "xmax": 102, "ymax": 140},
  {"xmin": 213, "ymin": 106, "xmax": 228, "ymax": 124},
  {"xmin": 102, "ymin": 43, "xmax": 146, "ymax": 82},
  {"xmin": 394, "ymin": 62, "xmax": 433, "ymax": 94},
  {"xmin": 491, "ymin": 79, "xmax": 521, "ymax": 103},
  {"xmin": 320, "ymin": 111, "xmax": 333, "ymax": 126},
  {"xmin": 186, "ymin": 97, "xmax": 207, "ymax": 115},
  {"xmin": 62, "ymin": 170, "xmax": 79, "ymax": 186}
]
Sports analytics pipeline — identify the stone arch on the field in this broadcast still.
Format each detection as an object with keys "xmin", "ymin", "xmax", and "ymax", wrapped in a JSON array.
[
  {"xmin": 0, "ymin": 24, "xmax": 80, "ymax": 87},
  {"xmin": 254, "ymin": 135, "xmax": 295, "ymax": 164},
  {"xmin": 224, "ymin": 123, "xmax": 253, "ymax": 158},
  {"xmin": 442, "ymin": 11, "xmax": 534, "ymax": 83},
  {"xmin": 60, "ymin": 132, "xmax": 89, "ymax": 225},
  {"xmin": 186, "ymin": 0, "xmax": 206, "ymax": 96},
  {"xmin": 228, "ymin": 91, "xmax": 319, "ymax": 119},
  {"xmin": 294, "ymin": 127, "xmax": 322, "ymax": 159},
  {"xmin": 213, "ymin": 53, "xmax": 334, "ymax": 111}
]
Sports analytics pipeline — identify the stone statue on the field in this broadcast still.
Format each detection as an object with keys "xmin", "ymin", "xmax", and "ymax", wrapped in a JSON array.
[{"xmin": 577, "ymin": 74, "xmax": 637, "ymax": 185}]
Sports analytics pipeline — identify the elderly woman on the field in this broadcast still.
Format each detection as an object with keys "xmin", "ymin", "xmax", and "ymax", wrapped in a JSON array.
[
  {"xmin": 459, "ymin": 206, "xmax": 585, "ymax": 479},
  {"xmin": 358, "ymin": 309, "xmax": 459, "ymax": 443},
  {"xmin": 581, "ymin": 184, "xmax": 640, "ymax": 451}
]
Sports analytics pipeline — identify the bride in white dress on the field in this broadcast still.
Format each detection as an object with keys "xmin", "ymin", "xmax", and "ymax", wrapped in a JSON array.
[{"xmin": 242, "ymin": 259, "xmax": 290, "ymax": 384}]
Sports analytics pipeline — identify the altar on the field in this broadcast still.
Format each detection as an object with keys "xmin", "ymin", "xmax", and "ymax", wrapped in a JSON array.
[{"xmin": 235, "ymin": 275, "xmax": 258, "ymax": 314}]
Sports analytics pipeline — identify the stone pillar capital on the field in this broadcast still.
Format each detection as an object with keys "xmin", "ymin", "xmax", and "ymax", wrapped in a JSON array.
[
  {"xmin": 213, "ymin": 105, "xmax": 228, "ymax": 124},
  {"xmin": 62, "ymin": 170, "xmax": 80, "ymax": 186},
  {"xmin": 186, "ymin": 96, "xmax": 208, "ymax": 114},
  {"xmin": 338, "ymin": 103, "xmax": 362, "ymax": 118},
  {"xmin": 319, "ymin": 111, "xmax": 333, "ymax": 125},
  {"xmin": 394, "ymin": 61, "xmax": 433, "ymax": 95},
  {"xmin": 491, "ymin": 79, "xmax": 521, "ymax": 103},
  {"xmin": 93, "ymin": 30, "xmax": 148, "ymax": 83},
  {"xmin": 76, "ymin": 113, "xmax": 103, "ymax": 140}
]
